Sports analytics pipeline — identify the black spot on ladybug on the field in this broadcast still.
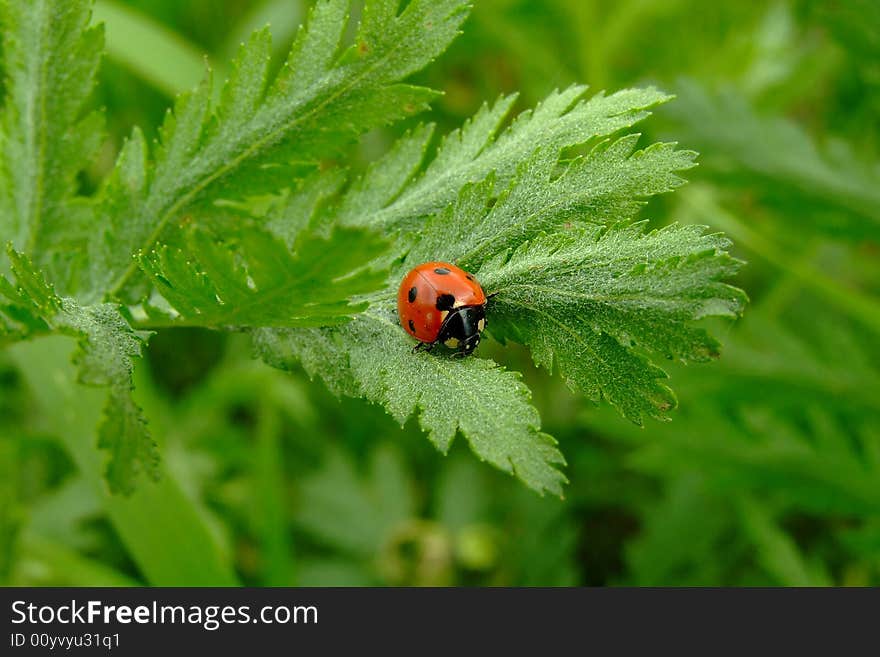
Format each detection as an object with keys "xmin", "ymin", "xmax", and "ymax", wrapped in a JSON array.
[
  {"xmin": 436, "ymin": 293, "xmax": 455, "ymax": 310},
  {"xmin": 408, "ymin": 319, "xmax": 416, "ymax": 333},
  {"xmin": 433, "ymin": 267, "xmax": 450, "ymax": 275},
  {"xmin": 466, "ymin": 274, "xmax": 475, "ymax": 281},
  {"xmin": 408, "ymin": 286, "xmax": 417, "ymax": 302}
]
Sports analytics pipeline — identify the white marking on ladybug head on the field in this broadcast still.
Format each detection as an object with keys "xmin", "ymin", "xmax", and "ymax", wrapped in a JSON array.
[
  {"xmin": 477, "ymin": 318, "xmax": 485, "ymax": 332},
  {"xmin": 444, "ymin": 337, "xmax": 459, "ymax": 348}
]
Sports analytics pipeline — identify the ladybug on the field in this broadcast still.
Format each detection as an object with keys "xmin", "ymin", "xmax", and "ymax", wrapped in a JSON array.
[{"xmin": 397, "ymin": 261, "xmax": 490, "ymax": 356}]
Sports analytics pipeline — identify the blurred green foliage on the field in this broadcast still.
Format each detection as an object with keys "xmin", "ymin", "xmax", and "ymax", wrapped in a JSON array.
[{"xmin": 2, "ymin": 0, "xmax": 879, "ymax": 586}]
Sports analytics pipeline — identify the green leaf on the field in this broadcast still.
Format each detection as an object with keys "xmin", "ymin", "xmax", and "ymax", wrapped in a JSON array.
[
  {"xmin": 257, "ymin": 307, "xmax": 568, "ymax": 496},
  {"xmin": 402, "ymin": 137, "xmax": 697, "ymax": 270},
  {"xmin": 140, "ymin": 223, "xmax": 388, "ymax": 328},
  {"xmin": 340, "ymin": 86, "xmax": 677, "ymax": 231},
  {"xmin": 0, "ymin": 248, "xmax": 56, "ymax": 343},
  {"xmin": 265, "ymin": 170, "xmax": 347, "ymax": 248},
  {"xmin": 1, "ymin": 249, "xmax": 157, "ymax": 493},
  {"xmin": 0, "ymin": 0, "xmax": 103, "ymax": 289},
  {"xmin": 68, "ymin": 304, "xmax": 158, "ymax": 494},
  {"xmin": 94, "ymin": 0, "xmax": 470, "ymax": 298},
  {"xmin": 479, "ymin": 222, "xmax": 746, "ymax": 423},
  {"xmin": 255, "ymin": 326, "xmax": 361, "ymax": 398},
  {"xmin": 256, "ymin": 85, "xmax": 743, "ymax": 492}
]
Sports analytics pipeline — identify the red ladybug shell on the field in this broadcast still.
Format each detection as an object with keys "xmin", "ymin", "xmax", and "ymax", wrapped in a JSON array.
[{"xmin": 397, "ymin": 261, "xmax": 487, "ymax": 343}]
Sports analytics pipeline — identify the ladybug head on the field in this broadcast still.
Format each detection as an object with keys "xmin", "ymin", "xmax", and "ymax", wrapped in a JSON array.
[
  {"xmin": 459, "ymin": 330, "xmax": 481, "ymax": 355},
  {"xmin": 438, "ymin": 305, "xmax": 486, "ymax": 356}
]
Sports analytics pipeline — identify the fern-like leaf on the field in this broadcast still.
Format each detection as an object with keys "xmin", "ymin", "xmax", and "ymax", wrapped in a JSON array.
[
  {"xmin": 0, "ymin": 0, "xmax": 103, "ymax": 290},
  {"xmin": 141, "ymin": 223, "xmax": 388, "ymax": 328},
  {"xmin": 479, "ymin": 222, "xmax": 747, "ymax": 423},
  {"xmin": 257, "ymin": 86, "xmax": 740, "ymax": 492},
  {"xmin": 339, "ymin": 86, "xmax": 677, "ymax": 231},
  {"xmin": 92, "ymin": 0, "xmax": 470, "ymax": 299},
  {"xmin": 255, "ymin": 307, "xmax": 568, "ymax": 496},
  {"xmin": 0, "ymin": 249, "xmax": 157, "ymax": 493}
]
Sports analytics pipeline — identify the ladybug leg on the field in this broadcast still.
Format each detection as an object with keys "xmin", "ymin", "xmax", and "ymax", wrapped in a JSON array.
[
  {"xmin": 412, "ymin": 341, "xmax": 435, "ymax": 354},
  {"xmin": 486, "ymin": 291, "xmax": 500, "ymax": 301}
]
